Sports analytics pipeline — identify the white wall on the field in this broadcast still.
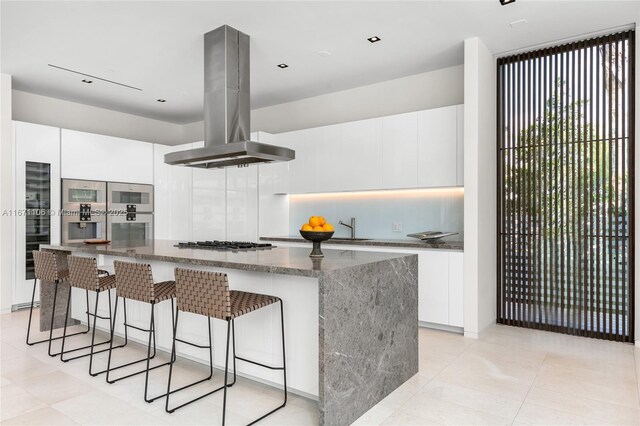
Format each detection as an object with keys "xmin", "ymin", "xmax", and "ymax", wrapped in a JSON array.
[
  {"xmin": 0, "ymin": 75, "xmax": 14, "ymax": 313},
  {"xmin": 181, "ymin": 64, "xmax": 464, "ymax": 142},
  {"xmin": 463, "ymin": 38, "xmax": 496, "ymax": 339},
  {"xmin": 12, "ymin": 90, "xmax": 182, "ymax": 145}
]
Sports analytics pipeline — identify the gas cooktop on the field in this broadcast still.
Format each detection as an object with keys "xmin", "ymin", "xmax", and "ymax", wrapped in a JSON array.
[{"xmin": 175, "ymin": 241, "xmax": 275, "ymax": 251}]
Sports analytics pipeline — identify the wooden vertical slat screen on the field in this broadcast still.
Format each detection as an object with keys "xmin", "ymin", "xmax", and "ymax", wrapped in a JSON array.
[{"xmin": 497, "ymin": 30, "xmax": 635, "ymax": 342}]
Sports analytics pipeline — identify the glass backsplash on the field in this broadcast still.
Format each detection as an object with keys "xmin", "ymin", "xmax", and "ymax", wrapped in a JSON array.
[{"xmin": 289, "ymin": 188, "xmax": 464, "ymax": 240}]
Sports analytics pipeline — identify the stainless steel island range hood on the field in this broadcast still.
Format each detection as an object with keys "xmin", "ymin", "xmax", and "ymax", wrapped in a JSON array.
[{"xmin": 165, "ymin": 25, "xmax": 295, "ymax": 168}]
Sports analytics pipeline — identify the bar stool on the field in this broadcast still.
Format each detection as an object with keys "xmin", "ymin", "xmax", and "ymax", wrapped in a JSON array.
[
  {"xmin": 106, "ymin": 260, "xmax": 176, "ymax": 403},
  {"xmin": 29, "ymin": 251, "xmax": 89, "ymax": 355},
  {"xmin": 61, "ymin": 255, "xmax": 124, "ymax": 376},
  {"xmin": 165, "ymin": 268, "xmax": 287, "ymax": 425}
]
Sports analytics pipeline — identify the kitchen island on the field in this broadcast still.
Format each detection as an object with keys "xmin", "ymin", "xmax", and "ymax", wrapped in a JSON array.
[{"xmin": 40, "ymin": 240, "xmax": 418, "ymax": 426}]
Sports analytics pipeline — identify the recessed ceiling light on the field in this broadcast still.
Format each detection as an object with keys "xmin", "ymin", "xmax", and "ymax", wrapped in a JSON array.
[
  {"xmin": 157, "ymin": 99, "xmax": 166, "ymax": 103},
  {"xmin": 367, "ymin": 36, "xmax": 381, "ymax": 43},
  {"xmin": 499, "ymin": 0, "xmax": 516, "ymax": 5},
  {"xmin": 277, "ymin": 63, "xmax": 289, "ymax": 69},
  {"xmin": 81, "ymin": 79, "xmax": 93, "ymax": 84}
]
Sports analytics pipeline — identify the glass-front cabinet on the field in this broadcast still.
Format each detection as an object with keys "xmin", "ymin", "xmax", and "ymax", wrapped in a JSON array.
[{"xmin": 25, "ymin": 162, "xmax": 51, "ymax": 280}]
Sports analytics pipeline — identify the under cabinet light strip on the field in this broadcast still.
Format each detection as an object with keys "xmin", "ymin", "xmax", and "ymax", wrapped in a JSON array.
[{"xmin": 289, "ymin": 187, "xmax": 464, "ymax": 200}]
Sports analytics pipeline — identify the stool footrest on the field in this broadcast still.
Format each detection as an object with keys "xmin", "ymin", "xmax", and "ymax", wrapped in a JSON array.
[
  {"xmin": 174, "ymin": 337, "xmax": 211, "ymax": 350},
  {"xmin": 123, "ymin": 322, "xmax": 152, "ymax": 333},
  {"xmin": 166, "ymin": 380, "xmax": 231, "ymax": 413},
  {"xmin": 107, "ymin": 359, "xmax": 170, "ymax": 383},
  {"xmin": 60, "ymin": 341, "xmax": 125, "ymax": 361},
  {"xmin": 235, "ymin": 355, "xmax": 285, "ymax": 371}
]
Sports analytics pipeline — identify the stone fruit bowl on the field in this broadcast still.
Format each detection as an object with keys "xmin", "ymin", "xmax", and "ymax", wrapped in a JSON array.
[{"xmin": 299, "ymin": 230, "xmax": 334, "ymax": 258}]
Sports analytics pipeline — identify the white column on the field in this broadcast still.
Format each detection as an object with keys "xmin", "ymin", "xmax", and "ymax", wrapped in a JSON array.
[
  {"xmin": 463, "ymin": 38, "xmax": 497, "ymax": 338},
  {"xmin": 0, "ymin": 74, "xmax": 14, "ymax": 313}
]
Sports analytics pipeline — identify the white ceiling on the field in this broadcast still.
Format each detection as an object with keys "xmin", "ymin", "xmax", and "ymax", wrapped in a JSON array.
[{"xmin": 2, "ymin": 1, "xmax": 638, "ymax": 124}]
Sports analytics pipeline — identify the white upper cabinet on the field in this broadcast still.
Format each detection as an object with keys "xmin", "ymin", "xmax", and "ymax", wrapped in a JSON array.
[
  {"xmin": 417, "ymin": 105, "xmax": 458, "ymax": 188},
  {"xmin": 277, "ymin": 128, "xmax": 317, "ymax": 194},
  {"xmin": 382, "ymin": 112, "xmax": 418, "ymax": 189},
  {"xmin": 323, "ymin": 117, "xmax": 382, "ymax": 192},
  {"xmin": 61, "ymin": 129, "xmax": 154, "ymax": 183},
  {"xmin": 274, "ymin": 105, "xmax": 463, "ymax": 194}
]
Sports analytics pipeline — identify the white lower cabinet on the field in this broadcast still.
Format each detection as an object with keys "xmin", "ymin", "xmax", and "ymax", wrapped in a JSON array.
[
  {"xmin": 448, "ymin": 252, "xmax": 464, "ymax": 327},
  {"xmin": 263, "ymin": 240, "xmax": 463, "ymax": 329},
  {"xmin": 418, "ymin": 251, "xmax": 449, "ymax": 325}
]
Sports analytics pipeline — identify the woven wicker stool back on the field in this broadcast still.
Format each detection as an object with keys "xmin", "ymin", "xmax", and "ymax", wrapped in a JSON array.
[
  {"xmin": 113, "ymin": 260, "xmax": 156, "ymax": 303},
  {"xmin": 174, "ymin": 268, "xmax": 230, "ymax": 320},
  {"xmin": 32, "ymin": 250, "xmax": 62, "ymax": 282},
  {"xmin": 67, "ymin": 256, "xmax": 102, "ymax": 291}
]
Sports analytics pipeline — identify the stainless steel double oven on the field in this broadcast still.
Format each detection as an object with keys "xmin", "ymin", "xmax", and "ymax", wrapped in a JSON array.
[{"xmin": 61, "ymin": 179, "xmax": 153, "ymax": 243}]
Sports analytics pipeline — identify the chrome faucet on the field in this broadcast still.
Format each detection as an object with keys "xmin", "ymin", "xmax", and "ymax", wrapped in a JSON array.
[{"xmin": 339, "ymin": 217, "xmax": 356, "ymax": 240}]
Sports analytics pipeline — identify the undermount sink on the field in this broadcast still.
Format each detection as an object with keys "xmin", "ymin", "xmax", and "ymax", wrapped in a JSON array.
[{"xmin": 329, "ymin": 238, "xmax": 371, "ymax": 242}]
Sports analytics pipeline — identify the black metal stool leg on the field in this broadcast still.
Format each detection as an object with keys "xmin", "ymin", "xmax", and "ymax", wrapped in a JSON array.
[
  {"xmin": 222, "ymin": 319, "xmax": 232, "ymax": 426},
  {"xmin": 59, "ymin": 288, "xmax": 122, "ymax": 363},
  {"xmin": 46, "ymin": 281, "xmax": 59, "ymax": 355},
  {"xmin": 44, "ymin": 284, "xmax": 91, "ymax": 356},
  {"xmin": 87, "ymin": 290, "xmax": 101, "ymax": 375},
  {"xmin": 164, "ymin": 313, "xmax": 224, "ymax": 411},
  {"xmin": 106, "ymin": 299, "xmax": 172, "ymax": 389},
  {"xmin": 25, "ymin": 278, "xmax": 38, "ymax": 345},
  {"xmin": 243, "ymin": 299, "xmax": 288, "ymax": 426},
  {"xmin": 143, "ymin": 303, "xmax": 155, "ymax": 402}
]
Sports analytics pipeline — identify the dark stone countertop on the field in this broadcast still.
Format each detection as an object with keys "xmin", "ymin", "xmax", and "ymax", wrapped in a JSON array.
[
  {"xmin": 40, "ymin": 239, "xmax": 417, "ymax": 278},
  {"xmin": 260, "ymin": 236, "xmax": 464, "ymax": 251}
]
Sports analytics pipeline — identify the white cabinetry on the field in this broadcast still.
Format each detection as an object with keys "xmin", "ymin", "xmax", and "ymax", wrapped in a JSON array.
[
  {"xmin": 227, "ymin": 143, "xmax": 258, "ymax": 242},
  {"xmin": 448, "ymin": 252, "xmax": 464, "ymax": 327},
  {"xmin": 319, "ymin": 118, "xmax": 383, "ymax": 192},
  {"xmin": 417, "ymin": 249, "xmax": 464, "ymax": 327},
  {"xmin": 153, "ymin": 143, "xmax": 193, "ymax": 241},
  {"xmin": 61, "ymin": 129, "xmax": 153, "ymax": 184},
  {"xmin": 419, "ymin": 250, "xmax": 449, "ymax": 325},
  {"xmin": 273, "ymin": 105, "xmax": 463, "ymax": 193},
  {"xmin": 278, "ymin": 128, "xmax": 317, "ymax": 194},
  {"xmin": 382, "ymin": 112, "xmax": 418, "ymax": 189},
  {"xmin": 257, "ymin": 132, "xmax": 289, "ymax": 195},
  {"xmin": 263, "ymin": 240, "xmax": 464, "ymax": 329},
  {"xmin": 417, "ymin": 105, "xmax": 458, "ymax": 188},
  {"xmin": 13, "ymin": 121, "xmax": 61, "ymax": 305},
  {"xmin": 257, "ymin": 132, "xmax": 289, "ymax": 237}
]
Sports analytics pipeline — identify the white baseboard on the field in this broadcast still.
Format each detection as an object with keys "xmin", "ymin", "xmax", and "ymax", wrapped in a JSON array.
[{"xmin": 418, "ymin": 321, "xmax": 464, "ymax": 334}]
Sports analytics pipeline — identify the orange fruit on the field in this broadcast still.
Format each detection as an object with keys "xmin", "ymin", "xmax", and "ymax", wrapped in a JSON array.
[
  {"xmin": 322, "ymin": 223, "xmax": 334, "ymax": 232},
  {"xmin": 301, "ymin": 224, "xmax": 313, "ymax": 231},
  {"xmin": 312, "ymin": 226, "xmax": 324, "ymax": 232},
  {"xmin": 309, "ymin": 216, "xmax": 321, "ymax": 228},
  {"xmin": 318, "ymin": 216, "xmax": 326, "ymax": 226}
]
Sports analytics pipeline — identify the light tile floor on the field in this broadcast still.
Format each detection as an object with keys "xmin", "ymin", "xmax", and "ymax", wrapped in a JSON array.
[{"xmin": 1, "ymin": 309, "xmax": 639, "ymax": 425}]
